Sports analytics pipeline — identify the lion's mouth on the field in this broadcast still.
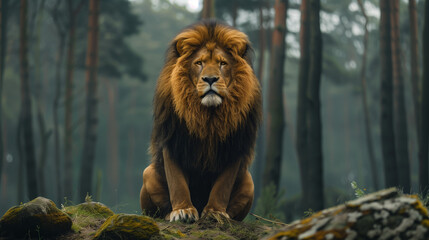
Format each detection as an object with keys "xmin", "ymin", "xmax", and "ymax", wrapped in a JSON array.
[
  {"xmin": 201, "ymin": 89, "xmax": 222, "ymax": 107},
  {"xmin": 201, "ymin": 89, "xmax": 221, "ymax": 98}
]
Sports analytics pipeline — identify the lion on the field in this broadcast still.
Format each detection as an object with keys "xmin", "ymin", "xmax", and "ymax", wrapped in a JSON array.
[{"xmin": 139, "ymin": 21, "xmax": 262, "ymax": 222}]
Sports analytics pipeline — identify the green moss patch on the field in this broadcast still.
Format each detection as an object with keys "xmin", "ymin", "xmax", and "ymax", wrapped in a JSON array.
[
  {"xmin": 0, "ymin": 197, "xmax": 72, "ymax": 238},
  {"xmin": 63, "ymin": 202, "xmax": 114, "ymax": 232},
  {"xmin": 93, "ymin": 214, "xmax": 160, "ymax": 240}
]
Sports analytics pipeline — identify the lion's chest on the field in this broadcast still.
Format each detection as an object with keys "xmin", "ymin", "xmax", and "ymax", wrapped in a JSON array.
[{"xmin": 165, "ymin": 117, "xmax": 252, "ymax": 174}]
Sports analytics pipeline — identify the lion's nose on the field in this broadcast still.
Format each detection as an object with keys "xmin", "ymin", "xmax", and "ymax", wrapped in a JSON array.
[{"xmin": 202, "ymin": 76, "xmax": 219, "ymax": 85}]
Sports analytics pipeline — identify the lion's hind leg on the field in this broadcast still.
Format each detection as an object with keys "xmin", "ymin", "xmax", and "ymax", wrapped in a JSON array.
[
  {"xmin": 226, "ymin": 170, "xmax": 254, "ymax": 221},
  {"xmin": 140, "ymin": 163, "xmax": 171, "ymax": 217}
]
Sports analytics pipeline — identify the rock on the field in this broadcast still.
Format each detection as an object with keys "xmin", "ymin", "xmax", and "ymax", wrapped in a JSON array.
[
  {"xmin": 264, "ymin": 188, "xmax": 429, "ymax": 240},
  {"xmin": 93, "ymin": 214, "xmax": 160, "ymax": 240},
  {"xmin": 63, "ymin": 201, "xmax": 115, "ymax": 232},
  {"xmin": 63, "ymin": 201, "xmax": 114, "ymax": 219},
  {"xmin": 0, "ymin": 197, "xmax": 72, "ymax": 238}
]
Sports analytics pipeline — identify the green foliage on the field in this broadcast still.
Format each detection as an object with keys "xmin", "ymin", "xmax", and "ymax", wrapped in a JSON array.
[
  {"xmin": 351, "ymin": 181, "xmax": 366, "ymax": 198},
  {"xmin": 303, "ymin": 208, "xmax": 314, "ymax": 217},
  {"xmin": 253, "ymin": 183, "xmax": 287, "ymax": 221}
]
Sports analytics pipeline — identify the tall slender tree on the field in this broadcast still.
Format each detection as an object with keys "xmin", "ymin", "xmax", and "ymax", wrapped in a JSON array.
[
  {"xmin": 380, "ymin": 0, "xmax": 398, "ymax": 188},
  {"xmin": 254, "ymin": 0, "xmax": 267, "ymax": 203},
  {"xmin": 0, "ymin": 0, "xmax": 9, "ymax": 188},
  {"xmin": 202, "ymin": 0, "xmax": 215, "ymax": 19},
  {"xmin": 263, "ymin": 0, "xmax": 288, "ymax": 193},
  {"xmin": 409, "ymin": 0, "xmax": 420, "ymax": 138},
  {"xmin": 51, "ymin": 0, "xmax": 66, "ymax": 203},
  {"xmin": 391, "ymin": 0, "xmax": 410, "ymax": 193},
  {"xmin": 296, "ymin": 0, "xmax": 324, "ymax": 211},
  {"xmin": 419, "ymin": 0, "xmax": 429, "ymax": 194},
  {"xmin": 64, "ymin": 0, "xmax": 85, "ymax": 201},
  {"xmin": 79, "ymin": 0, "xmax": 100, "ymax": 201},
  {"xmin": 19, "ymin": 0, "xmax": 38, "ymax": 199},
  {"xmin": 357, "ymin": 0, "xmax": 379, "ymax": 190}
]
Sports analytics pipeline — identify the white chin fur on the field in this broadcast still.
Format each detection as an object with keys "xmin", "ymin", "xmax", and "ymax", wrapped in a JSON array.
[{"xmin": 201, "ymin": 94, "xmax": 222, "ymax": 107}]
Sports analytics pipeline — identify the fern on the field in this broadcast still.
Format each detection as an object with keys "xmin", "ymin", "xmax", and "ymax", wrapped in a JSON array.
[{"xmin": 351, "ymin": 181, "xmax": 366, "ymax": 198}]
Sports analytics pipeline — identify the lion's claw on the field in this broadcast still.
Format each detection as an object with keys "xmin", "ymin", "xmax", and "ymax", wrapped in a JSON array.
[
  {"xmin": 167, "ymin": 207, "xmax": 199, "ymax": 223},
  {"xmin": 202, "ymin": 208, "xmax": 230, "ymax": 223}
]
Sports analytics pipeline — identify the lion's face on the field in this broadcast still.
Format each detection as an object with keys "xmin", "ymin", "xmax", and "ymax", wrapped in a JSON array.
[
  {"xmin": 158, "ymin": 22, "xmax": 261, "ymax": 140},
  {"xmin": 190, "ymin": 45, "xmax": 233, "ymax": 107}
]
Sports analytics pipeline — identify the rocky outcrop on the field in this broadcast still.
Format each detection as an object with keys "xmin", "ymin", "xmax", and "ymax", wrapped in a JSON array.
[
  {"xmin": 0, "ymin": 197, "xmax": 72, "ymax": 238},
  {"xmin": 264, "ymin": 188, "xmax": 429, "ymax": 240},
  {"xmin": 93, "ymin": 214, "xmax": 160, "ymax": 240}
]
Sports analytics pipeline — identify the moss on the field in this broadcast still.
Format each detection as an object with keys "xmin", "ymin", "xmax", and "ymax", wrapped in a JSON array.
[
  {"xmin": 190, "ymin": 229, "xmax": 235, "ymax": 240},
  {"xmin": 269, "ymin": 225, "xmax": 312, "ymax": 239},
  {"xmin": 411, "ymin": 197, "xmax": 429, "ymax": 217},
  {"xmin": 0, "ymin": 197, "xmax": 72, "ymax": 238},
  {"xmin": 93, "ymin": 214, "xmax": 159, "ymax": 240},
  {"xmin": 64, "ymin": 202, "xmax": 114, "ymax": 218},
  {"xmin": 421, "ymin": 219, "xmax": 429, "ymax": 228},
  {"xmin": 63, "ymin": 202, "xmax": 114, "ymax": 232}
]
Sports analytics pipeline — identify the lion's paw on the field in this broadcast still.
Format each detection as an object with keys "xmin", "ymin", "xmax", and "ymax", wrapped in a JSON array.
[
  {"xmin": 201, "ymin": 208, "xmax": 230, "ymax": 223},
  {"xmin": 166, "ymin": 207, "xmax": 199, "ymax": 223}
]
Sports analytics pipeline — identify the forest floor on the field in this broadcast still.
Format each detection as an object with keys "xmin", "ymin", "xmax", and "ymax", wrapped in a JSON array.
[{"xmin": 58, "ymin": 214, "xmax": 278, "ymax": 240}]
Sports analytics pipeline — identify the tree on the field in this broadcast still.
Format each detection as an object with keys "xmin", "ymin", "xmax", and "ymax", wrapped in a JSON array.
[
  {"xmin": 19, "ymin": 0, "xmax": 38, "ymax": 199},
  {"xmin": 357, "ymin": 0, "xmax": 379, "ymax": 190},
  {"xmin": 63, "ymin": 0, "xmax": 85, "ymax": 201},
  {"xmin": 390, "ymin": 0, "xmax": 410, "ymax": 193},
  {"xmin": 51, "ymin": 0, "xmax": 66, "ymax": 203},
  {"xmin": 379, "ymin": 0, "xmax": 398, "ymax": 188},
  {"xmin": 296, "ymin": 0, "xmax": 324, "ymax": 212},
  {"xmin": 79, "ymin": 0, "xmax": 100, "ymax": 201},
  {"xmin": 0, "ymin": 0, "xmax": 8, "ymax": 189},
  {"xmin": 409, "ymin": 0, "xmax": 420, "ymax": 138},
  {"xmin": 419, "ymin": 0, "xmax": 429, "ymax": 194},
  {"xmin": 263, "ymin": 0, "xmax": 288, "ymax": 193},
  {"xmin": 202, "ymin": 0, "xmax": 215, "ymax": 19}
]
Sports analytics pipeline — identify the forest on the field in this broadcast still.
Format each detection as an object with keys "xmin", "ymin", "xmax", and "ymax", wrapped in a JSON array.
[{"xmin": 0, "ymin": 0, "xmax": 428, "ymax": 224}]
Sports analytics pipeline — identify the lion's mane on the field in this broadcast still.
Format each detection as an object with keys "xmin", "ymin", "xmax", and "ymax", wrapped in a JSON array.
[{"xmin": 150, "ymin": 21, "xmax": 261, "ymax": 210}]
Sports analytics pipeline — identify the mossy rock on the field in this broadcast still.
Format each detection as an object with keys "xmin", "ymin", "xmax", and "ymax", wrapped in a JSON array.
[
  {"xmin": 93, "ymin": 214, "xmax": 160, "ymax": 240},
  {"xmin": 0, "ymin": 197, "xmax": 72, "ymax": 238},
  {"xmin": 64, "ymin": 201, "xmax": 114, "ymax": 218},
  {"xmin": 63, "ymin": 201, "xmax": 115, "ymax": 233}
]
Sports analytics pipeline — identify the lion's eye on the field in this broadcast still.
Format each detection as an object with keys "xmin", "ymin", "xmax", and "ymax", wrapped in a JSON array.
[
  {"xmin": 220, "ymin": 61, "xmax": 227, "ymax": 66},
  {"xmin": 195, "ymin": 61, "xmax": 202, "ymax": 65}
]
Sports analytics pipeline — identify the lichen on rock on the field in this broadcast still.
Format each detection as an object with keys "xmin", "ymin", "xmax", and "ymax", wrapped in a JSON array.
[
  {"xmin": 264, "ymin": 188, "xmax": 429, "ymax": 240},
  {"xmin": 93, "ymin": 213, "xmax": 160, "ymax": 240},
  {"xmin": 0, "ymin": 197, "xmax": 72, "ymax": 238}
]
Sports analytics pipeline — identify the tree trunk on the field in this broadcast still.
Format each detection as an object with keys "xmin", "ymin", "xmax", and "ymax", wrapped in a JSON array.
[
  {"xmin": 79, "ymin": 0, "xmax": 100, "ymax": 201},
  {"xmin": 409, "ymin": 0, "xmax": 420, "ymax": 140},
  {"xmin": 357, "ymin": 0, "xmax": 379, "ymax": 190},
  {"xmin": 305, "ymin": 0, "xmax": 323, "ymax": 211},
  {"xmin": 19, "ymin": 0, "xmax": 38, "ymax": 199},
  {"xmin": 33, "ymin": 0, "xmax": 48, "ymax": 198},
  {"xmin": 17, "ymin": 118, "xmax": 24, "ymax": 202},
  {"xmin": 380, "ymin": 0, "xmax": 398, "ymax": 188},
  {"xmin": 419, "ymin": 0, "xmax": 429, "ymax": 194},
  {"xmin": 253, "ymin": 0, "xmax": 266, "ymax": 203},
  {"xmin": 262, "ymin": 0, "xmax": 287, "ymax": 194},
  {"xmin": 391, "ymin": 0, "xmax": 410, "ymax": 193},
  {"xmin": 202, "ymin": 0, "xmax": 215, "ymax": 19},
  {"xmin": 51, "ymin": 0, "xmax": 66, "ymax": 203},
  {"xmin": 64, "ymin": 0, "xmax": 84, "ymax": 201},
  {"xmin": 265, "ymin": 188, "xmax": 429, "ymax": 239},
  {"xmin": 105, "ymin": 78, "xmax": 119, "ymax": 198},
  {"xmin": 0, "ymin": 0, "xmax": 8, "ymax": 189},
  {"xmin": 297, "ymin": 0, "xmax": 310, "ymax": 211},
  {"xmin": 297, "ymin": 0, "xmax": 324, "ymax": 212}
]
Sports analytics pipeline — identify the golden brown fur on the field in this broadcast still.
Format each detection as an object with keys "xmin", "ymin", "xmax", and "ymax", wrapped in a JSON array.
[{"xmin": 140, "ymin": 21, "xmax": 262, "ymax": 222}]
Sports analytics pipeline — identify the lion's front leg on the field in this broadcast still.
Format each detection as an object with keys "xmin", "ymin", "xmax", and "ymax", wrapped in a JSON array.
[
  {"xmin": 202, "ymin": 160, "xmax": 241, "ymax": 220},
  {"xmin": 163, "ymin": 148, "xmax": 199, "ymax": 222}
]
